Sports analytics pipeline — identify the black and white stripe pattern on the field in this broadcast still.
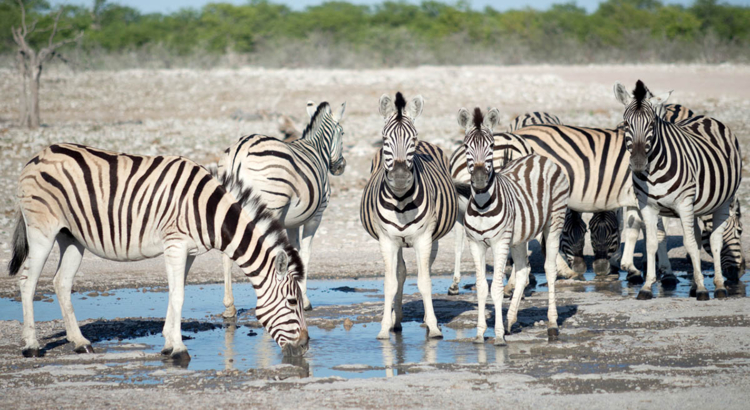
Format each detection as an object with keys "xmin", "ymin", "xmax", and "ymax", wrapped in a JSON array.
[
  {"xmin": 614, "ymin": 80, "xmax": 742, "ymax": 300},
  {"xmin": 508, "ymin": 111, "xmax": 562, "ymax": 132},
  {"xmin": 360, "ymin": 92, "xmax": 458, "ymax": 340},
  {"xmin": 458, "ymin": 107, "xmax": 569, "ymax": 344},
  {"xmin": 698, "ymin": 198, "xmax": 745, "ymax": 282},
  {"xmin": 589, "ymin": 210, "xmax": 622, "ymax": 276},
  {"xmin": 9, "ymin": 144, "xmax": 308, "ymax": 359},
  {"xmin": 217, "ymin": 101, "xmax": 346, "ymax": 313}
]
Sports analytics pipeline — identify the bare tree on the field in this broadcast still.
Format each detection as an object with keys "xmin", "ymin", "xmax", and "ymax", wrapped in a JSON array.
[{"xmin": 10, "ymin": 0, "xmax": 83, "ymax": 128}]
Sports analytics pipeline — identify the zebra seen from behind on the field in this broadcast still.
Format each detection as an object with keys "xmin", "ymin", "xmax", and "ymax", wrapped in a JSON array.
[
  {"xmin": 217, "ymin": 101, "xmax": 346, "ymax": 314},
  {"xmin": 360, "ymin": 92, "xmax": 458, "ymax": 339},
  {"xmin": 614, "ymin": 80, "xmax": 742, "ymax": 300},
  {"xmin": 458, "ymin": 107, "xmax": 570, "ymax": 344},
  {"xmin": 9, "ymin": 144, "xmax": 308, "ymax": 360}
]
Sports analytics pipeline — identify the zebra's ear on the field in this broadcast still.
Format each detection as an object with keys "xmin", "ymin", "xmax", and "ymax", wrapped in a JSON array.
[
  {"xmin": 484, "ymin": 108, "xmax": 500, "ymax": 131},
  {"xmin": 306, "ymin": 101, "xmax": 316, "ymax": 118},
  {"xmin": 379, "ymin": 94, "xmax": 395, "ymax": 118},
  {"xmin": 335, "ymin": 102, "xmax": 346, "ymax": 122},
  {"xmin": 649, "ymin": 91, "xmax": 672, "ymax": 108},
  {"xmin": 275, "ymin": 250, "xmax": 289, "ymax": 279},
  {"xmin": 457, "ymin": 107, "xmax": 471, "ymax": 130},
  {"xmin": 407, "ymin": 95, "xmax": 424, "ymax": 121},
  {"xmin": 613, "ymin": 82, "xmax": 632, "ymax": 106}
]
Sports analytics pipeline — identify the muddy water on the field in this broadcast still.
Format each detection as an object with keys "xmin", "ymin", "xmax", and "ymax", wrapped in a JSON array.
[{"xmin": 0, "ymin": 271, "xmax": 747, "ymax": 380}]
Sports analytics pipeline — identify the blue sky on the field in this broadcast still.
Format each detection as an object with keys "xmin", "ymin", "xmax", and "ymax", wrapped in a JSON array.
[{"xmin": 48, "ymin": 0, "xmax": 750, "ymax": 14}]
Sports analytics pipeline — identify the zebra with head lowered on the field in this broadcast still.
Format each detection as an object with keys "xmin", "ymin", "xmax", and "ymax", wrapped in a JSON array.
[
  {"xmin": 9, "ymin": 144, "xmax": 308, "ymax": 360},
  {"xmin": 458, "ymin": 107, "xmax": 569, "ymax": 344},
  {"xmin": 360, "ymin": 92, "xmax": 458, "ymax": 339},
  {"xmin": 217, "ymin": 101, "xmax": 346, "ymax": 314},
  {"xmin": 614, "ymin": 80, "xmax": 742, "ymax": 300}
]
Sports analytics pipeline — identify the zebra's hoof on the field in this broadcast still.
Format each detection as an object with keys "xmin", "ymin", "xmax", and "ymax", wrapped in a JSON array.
[
  {"xmin": 169, "ymin": 350, "xmax": 191, "ymax": 365},
  {"xmin": 493, "ymin": 337, "xmax": 507, "ymax": 347},
  {"xmin": 627, "ymin": 272, "xmax": 645, "ymax": 285},
  {"xmin": 392, "ymin": 323, "xmax": 402, "ymax": 333},
  {"xmin": 473, "ymin": 336, "xmax": 485, "ymax": 344},
  {"xmin": 636, "ymin": 290, "xmax": 653, "ymax": 300},
  {"xmin": 528, "ymin": 274, "xmax": 538, "ymax": 287},
  {"xmin": 547, "ymin": 328, "xmax": 559, "ymax": 341},
  {"xmin": 74, "ymin": 344, "xmax": 94, "ymax": 354},
  {"xmin": 689, "ymin": 286, "xmax": 697, "ymax": 298},
  {"xmin": 696, "ymin": 291, "xmax": 710, "ymax": 301},
  {"xmin": 22, "ymin": 348, "xmax": 42, "ymax": 358},
  {"xmin": 427, "ymin": 328, "xmax": 443, "ymax": 339},
  {"xmin": 221, "ymin": 306, "xmax": 237, "ymax": 319},
  {"xmin": 447, "ymin": 284, "xmax": 460, "ymax": 296},
  {"xmin": 715, "ymin": 288, "xmax": 728, "ymax": 299},
  {"xmin": 160, "ymin": 347, "xmax": 173, "ymax": 356},
  {"xmin": 661, "ymin": 274, "xmax": 678, "ymax": 290}
]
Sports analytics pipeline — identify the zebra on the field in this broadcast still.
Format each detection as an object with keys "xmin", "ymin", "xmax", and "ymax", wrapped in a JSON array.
[
  {"xmin": 8, "ymin": 144, "xmax": 308, "ymax": 360},
  {"xmin": 613, "ymin": 80, "xmax": 742, "ymax": 300},
  {"xmin": 217, "ymin": 101, "xmax": 346, "ymax": 314},
  {"xmin": 448, "ymin": 129, "xmax": 577, "ymax": 295},
  {"xmin": 360, "ymin": 92, "xmax": 458, "ymax": 340},
  {"xmin": 699, "ymin": 198, "xmax": 745, "ymax": 283},
  {"xmin": 508, "ymin": 111, "xmax": 562, "ymax": 132},
  {"xmin": 457, "ymin": 107, "xmax": 569, "ymax": 345},
  {"xmin": 589, "ymin": 210, "xmax": 622, "ymax": 277}
]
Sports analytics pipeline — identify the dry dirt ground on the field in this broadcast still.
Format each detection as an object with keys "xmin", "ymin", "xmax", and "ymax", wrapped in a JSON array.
[{"xmin": 0, "ymin": 65, "xmax": 749, "ymax": 409}]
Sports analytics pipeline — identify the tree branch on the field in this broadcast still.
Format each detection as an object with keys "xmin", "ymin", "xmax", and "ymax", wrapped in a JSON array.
[
  {"xmin": 48, "ymin": 9, "xmax": 64, "ymax": 48},
  {"xmin": 16, "ymin": 0, "xmax": 27, "ymax": 36}
]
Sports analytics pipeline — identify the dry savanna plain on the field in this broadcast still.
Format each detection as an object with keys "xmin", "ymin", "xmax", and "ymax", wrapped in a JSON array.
[{"xmin": 0, "ymin": 65, "xmax": 749, "ymax": 409}]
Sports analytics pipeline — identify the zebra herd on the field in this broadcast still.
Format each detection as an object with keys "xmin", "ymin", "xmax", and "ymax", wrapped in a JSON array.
[{"xmin": 7, "ymin": 80, "xmax": 744, "ymax": 360}]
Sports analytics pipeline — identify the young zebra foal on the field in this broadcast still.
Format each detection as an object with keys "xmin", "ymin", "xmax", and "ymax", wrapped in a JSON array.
[
  {"xmin": 458, "ymin": 108, "xmax": 569, "ymax": 345},
  {"xmin": 360, "ymin": 92, "xmax": 458, "ymax": 339},
  {"xmin": 9, "ymin": 144, "xmax": 308, "ymax": 360}
]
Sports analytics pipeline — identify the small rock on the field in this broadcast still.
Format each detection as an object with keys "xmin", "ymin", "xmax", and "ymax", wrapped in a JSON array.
[{"xmin": 343, "ymin": 318, "xmax": 353, "ymax": 330}]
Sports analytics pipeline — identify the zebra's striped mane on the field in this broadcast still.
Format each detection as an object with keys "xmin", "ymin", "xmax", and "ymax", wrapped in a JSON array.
[
  {"xmin": 208, "ymin": 165, "xmax": 304, "ymax": 280},
  {"xmin": 633, "ymin": 80, "xmax": 649, "ymax": 109},
  {"xmin": 395, "ymin": 92, "xmax": 407, "ymax": 121},
  {"xmin": 473, "ymin": 107, "xmax": 484, "ymax": 130},
  {"xmin": 300, "ymin": 102, "xmax": 332, "ymax": 141}
]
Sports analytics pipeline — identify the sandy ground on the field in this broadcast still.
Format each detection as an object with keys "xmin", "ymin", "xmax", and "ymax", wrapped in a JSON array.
[{"xmin": 0, "ymin": 64, "xmax": 749, "ymax": 408}]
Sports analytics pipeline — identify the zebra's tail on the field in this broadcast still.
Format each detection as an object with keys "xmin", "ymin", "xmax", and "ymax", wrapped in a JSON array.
[{"xmin": 8, "ymin": 212, "xmax": 28, "ymax": 276}]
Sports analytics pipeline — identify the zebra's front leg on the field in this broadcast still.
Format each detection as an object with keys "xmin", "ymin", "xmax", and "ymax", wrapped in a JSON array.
[
  {"xmin": 490, "ymin": 238, "xmax": 511, "ymax": 345},
  {"xmin": 637, "ymin": 205, "xmax": 661, "ymax": 300},
  {"xmin": 415, "ymin": 237, "xmax": 442, "ymax": 338},
  {"xmin": 299, "ymin": 215, "xmax": 323, "ymax": 311},
  {"xmin": 392, "ymin": 248, "xmax": 407, "ymax": 332},
  {"xmin": 621, "ymin": 207, "xmax": 645, "ymax": 284},
  {"xmin": 467, "ymin": 239, "xmax": 488, "ymax": 343},
  {"xmin": 709, "ymin": 204, "xmax": 731, "ymax": 299},
  {"xmin": 656, "ymin": 217, "xmax": 677, "ymax": 288},
  {"xmin": 221, "ymin": 254, "xmax": 237, "ymax": 318},
  {"xmin": 676, "ymin": 203, "xmax": 709, "ymax": 300},
  {"xmin": 449, "ymin": 219, "xmax": 465, "ymax": 296},
  {"xmin": 377, "ymin": 239, "xmax": 399, "ymax": 339}
]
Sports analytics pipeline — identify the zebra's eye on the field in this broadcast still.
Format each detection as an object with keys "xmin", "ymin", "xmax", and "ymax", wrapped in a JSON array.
[{"xmin": 287, "ymin": 297, "xmax": 298, "ymax": 307}]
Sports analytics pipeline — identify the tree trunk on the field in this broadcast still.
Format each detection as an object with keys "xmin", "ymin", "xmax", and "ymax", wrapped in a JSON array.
[
  {"xmin": 16, "ymin": 52, "xmax": 30, "ymax": 127},
  {"xmin": 30, "ymin": 62, "xmax": 42, "ymax": 128}
]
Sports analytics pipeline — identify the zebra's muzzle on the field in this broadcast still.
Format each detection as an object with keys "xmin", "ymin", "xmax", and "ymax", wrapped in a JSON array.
[
  {"xmin": 470, "ymin": 166, "xmax": 489, "ymax": 191},
  {"xmin": 282, "ymin": 329, "xmax": 309, "ymax": 357},
  {"xmin": 330, "ymin": 157, "xmax": 346, "ymax": 176},
  {"xmin": 387, "ymin": 161, "xmax": 413, "ymax": 192}
]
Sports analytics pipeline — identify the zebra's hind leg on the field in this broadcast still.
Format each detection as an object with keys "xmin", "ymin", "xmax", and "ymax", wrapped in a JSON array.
[
  {"xmin": 676, "ymin": 203, "xmax": 710, "ymax": 301},
  {"xmin": 467, "ymin": 239, "xmax": 488, "ymax": 343},
  {"xmin": 53, "ymin": 232, "xmax": 92, "ymax": 353},
  {"xmin": 299, "ymin": 215, "xmax": 323, "ymax": 311},
  {"xmin": 415, "ymin": 238, "xmax": 442, "ymax": 339},
  {"xmin": 19, "ymin": 226, "xmax": 56, "ymax": 357},
  {"xmin": 449, "ymin": 220, "xmax": 465, "ymax": 296},
  {"xmin": 656, "ymin": 217, "xmax": 677, "ymax": 288},
  {"xmin": 221, "ymin": 254, "xmax": 237, "ymax": 319},
  {"xmin": 162, "ymin": 244, "xmax": 192, "ymax": 363},
  {"xmin": 391, "ymin": 248, "xmax": 407, "ymax": 332},
  {"xmin": 709, "ymin": 204, "xmax": 732, "ymax": 299},
  {"xmin": 506, "ymin": 244, "xmax": 530, "ymax": 336},
  {"xmin": 543, "ymin": 218, "xmax": 562, "ymax": 341},
  {"xmin": 621, "ymin": 207, "xmax": 645, "ymax": 284}
]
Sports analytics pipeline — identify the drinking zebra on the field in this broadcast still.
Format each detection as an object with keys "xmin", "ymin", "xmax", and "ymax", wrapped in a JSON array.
[
  {"xmin": 9, "ymin": 144, "xmax": 308, "ymax": 360},
  {"xmin": 614, "ymin": 80, "xmax": 742, "ymax": 300},
  {"xmin": 217, "ymin": 101, "xmax": 346, "ymax": 314},
  {"xmin": 457, "ymin": 107, "xmax": 569, "ymax": 344},
  {"xmin": 699, "ymin": 198, "xmax": 745, "ymax": 283},
  {"xmin": 360, "ymin": 92, "xmax": 458, "ymax": 339},
  {"xmin": 448, "ymin": 129, "xmax": 577, "ymax": 296}
]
